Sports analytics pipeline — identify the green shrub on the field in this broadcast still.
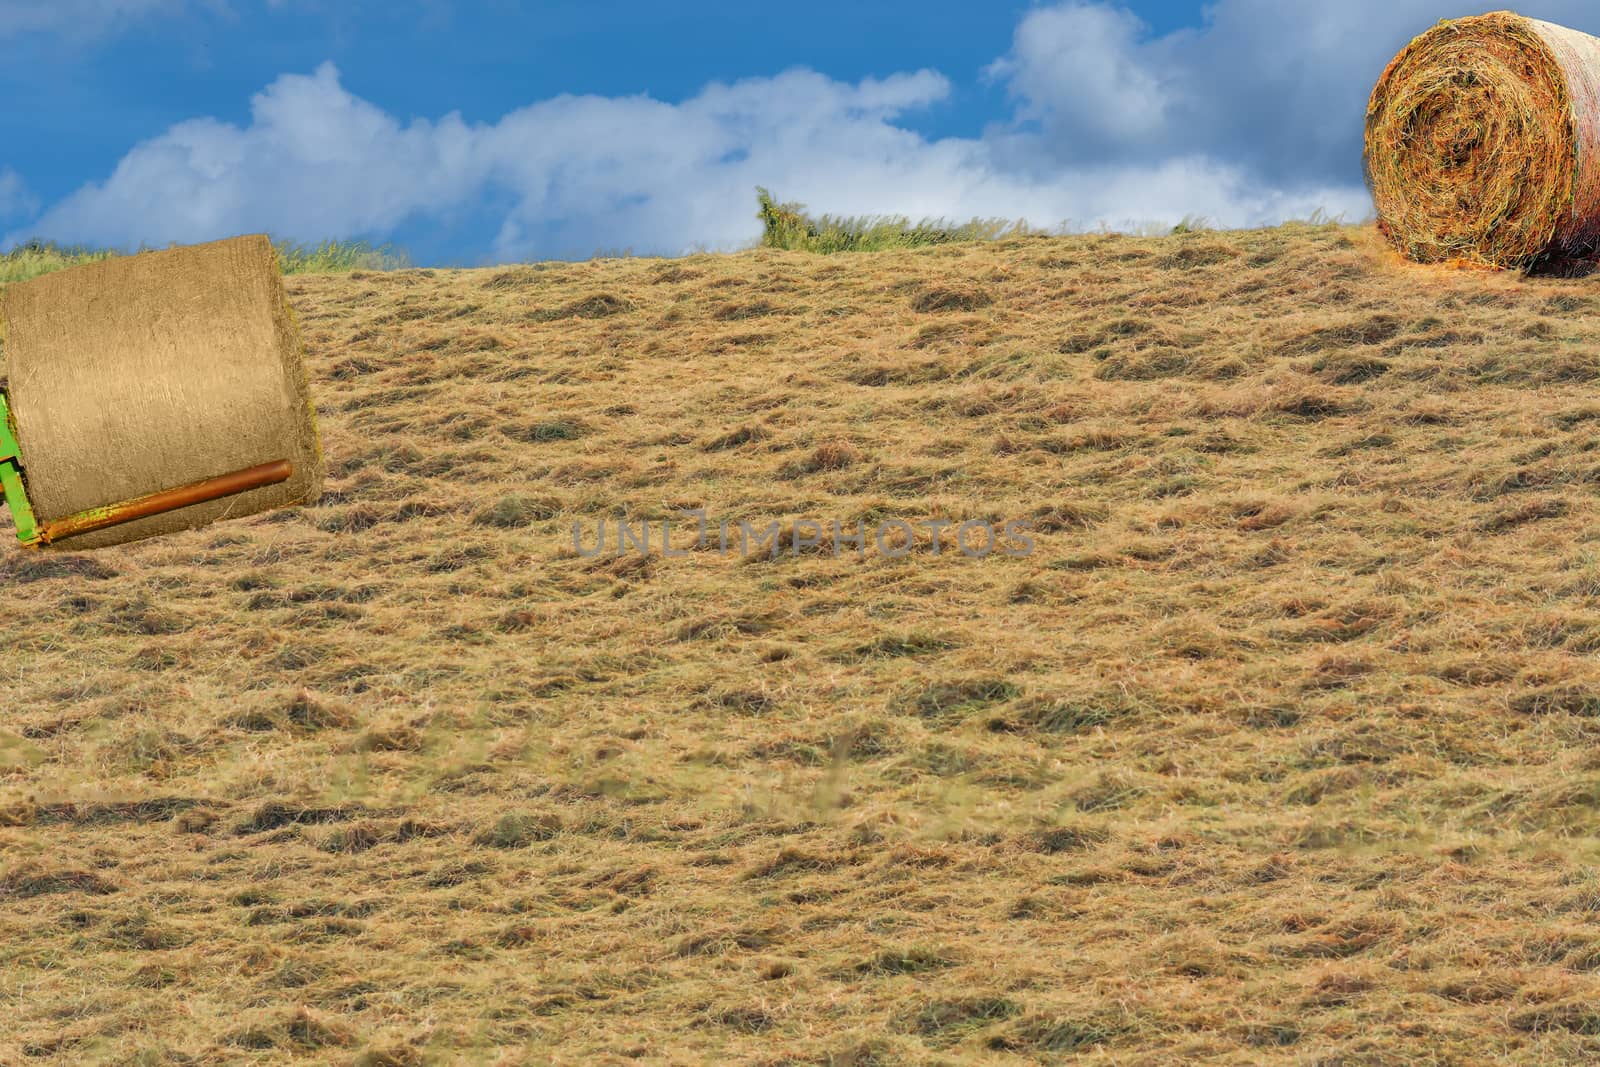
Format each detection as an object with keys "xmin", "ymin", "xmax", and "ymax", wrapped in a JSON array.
[
  {"xmin": 0, "ymin": 237, "xmax": 409, "ymax": 284},
  {"xmin": 272, "ymin": 238, "xmax": 409, "ymax": 274},
  {"xmin": 0, "ymin": 239, "xmax": 118, "ymax": 283},
  {"xmin": 756, "ymin": 187, "xmax": 1029, "ymax": 253}
]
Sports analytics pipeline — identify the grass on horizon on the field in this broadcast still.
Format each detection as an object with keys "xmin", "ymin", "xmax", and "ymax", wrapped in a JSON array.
[
  {"xmin": 0, "ymin": 237, "xmax": 409, "ymax": 284},
  {"xmin": 752, "ymin": 187, "xmax": 1268, "ymax": 252},
  {"xmin": 2, "ymin": 190, "xmax": 1332, "ymax": 284},
  {"xmin": 756, "ymin": 186, "xmax": 1032, "ymax": 253},
  {"xmin": 0, "ymin": 240, "xmax": 120, "ymax": 284}
]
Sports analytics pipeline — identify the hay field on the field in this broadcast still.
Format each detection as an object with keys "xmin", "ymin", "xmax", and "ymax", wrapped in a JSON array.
[{"xmin": 10, "ymin": 223, "xmax": 1600, "ymax": 1063}]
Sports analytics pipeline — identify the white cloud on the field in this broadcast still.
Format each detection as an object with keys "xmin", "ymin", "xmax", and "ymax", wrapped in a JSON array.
[
  {"xmin": 6, "ymin": 56, "xmax": 1370, "ymax": 262},
  {"xmin": 18, "ymin": 0, "xmax": 1600, "ymax": 261},
  {"xmin": 987, "ymin": 1, "xmax": 1600, "ymax": 185},
  {"xmin": 984, "ymin": 4, "xmax": 1170, "ymax": 147}
]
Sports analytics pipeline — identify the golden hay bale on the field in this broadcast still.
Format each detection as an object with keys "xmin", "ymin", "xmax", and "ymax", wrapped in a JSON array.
[
  {"xmin": 1366, "ymin": 11, "xmax": 1600, "ymax": 268},
  {"xmin": 0, "ymin": 235, "xmax": 324, "ymax": 549}
]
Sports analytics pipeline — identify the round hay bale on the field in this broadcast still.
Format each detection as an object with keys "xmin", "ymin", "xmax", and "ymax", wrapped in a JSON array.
[
  {"xmin": 0, "ymin": 234, "xmax": 324, "ymax": 549},
  {"xmin": 1366, "ymin": 11, "xmax": 1600, "ymax": 268}
]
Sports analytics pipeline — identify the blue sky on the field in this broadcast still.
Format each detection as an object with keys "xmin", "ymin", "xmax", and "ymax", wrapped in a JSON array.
[{"xmin": 6, "ymin": 1, "xmax": 1600, "ymax": 265}]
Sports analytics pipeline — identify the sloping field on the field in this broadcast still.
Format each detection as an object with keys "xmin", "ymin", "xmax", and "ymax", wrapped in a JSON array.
[{"xmin": 11, "ymin": 223, "xmax": 1600, "ymax": 1063}]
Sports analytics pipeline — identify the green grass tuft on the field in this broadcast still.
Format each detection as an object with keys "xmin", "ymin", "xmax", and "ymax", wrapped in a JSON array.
[
  {"xmin": 0, "ymin": 237, "xmax": 409, "ymax": 285},
  {"xmin": 0, "ymin": 240, "xmax": 119, "ymax": 284},
  {"xmin": 272, "ymin": 238, "xmax": 409, "ymax": 274},
  {"xmin": 756, "ymin": 187, "xmax": 1030, "ymax": 253}
]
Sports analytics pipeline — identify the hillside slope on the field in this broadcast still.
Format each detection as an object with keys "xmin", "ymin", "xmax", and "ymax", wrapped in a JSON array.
[{"xmin": 9, "ymin": 223, "xmax": 1600, "ymax": 1062}]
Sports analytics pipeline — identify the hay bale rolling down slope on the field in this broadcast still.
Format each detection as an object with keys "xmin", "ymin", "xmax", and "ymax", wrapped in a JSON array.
[{"xmin": 1366, "ymin": 10, "xmax": 1600, "ymax": 268}]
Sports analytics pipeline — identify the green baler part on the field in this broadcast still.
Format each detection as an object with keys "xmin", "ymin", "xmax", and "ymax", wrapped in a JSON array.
[{"xmin": 0, "ymin": 391, "xmax": 40, "ymax": 546}]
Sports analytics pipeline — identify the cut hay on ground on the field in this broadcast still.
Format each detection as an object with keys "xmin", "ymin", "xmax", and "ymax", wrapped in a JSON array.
[
  {"xmin": 1366, "ymin": 11, "xmax": 1600, "ymax": 268},
  {"xmin": 17, "ymin": 222, "xmax": 1600, "ymax": 1061}
]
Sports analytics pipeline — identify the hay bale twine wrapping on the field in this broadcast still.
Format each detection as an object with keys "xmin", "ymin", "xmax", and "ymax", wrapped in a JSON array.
[
  {"xmin": 0, "ymin": 234, "xmax": 324, "ymax": 549},
  {"xmin": 1366, "ymin": 11, "xmax": 1600, "ymax": 268}
]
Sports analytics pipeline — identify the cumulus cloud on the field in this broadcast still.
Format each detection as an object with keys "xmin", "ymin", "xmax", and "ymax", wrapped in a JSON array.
[
  {"xmin": 20, "ymin": 1, "xmax": 1600, "ymax": 261},
  {"xmin": 986, "ymin": 0, "xmax": 1600, "ymax": 186},
  {"xmin": 7, "ymin": 54, "xmax": 1371, "ymax": 262},
  {"xmin": 984, "ymin": 4, "xmax": 1171, "ymax": 151}
]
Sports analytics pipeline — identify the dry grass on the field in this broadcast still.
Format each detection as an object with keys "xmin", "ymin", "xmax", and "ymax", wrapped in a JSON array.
[{"xmin": 11, "ymin": 221, "xmax": 1600, "ymax": 1062}]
